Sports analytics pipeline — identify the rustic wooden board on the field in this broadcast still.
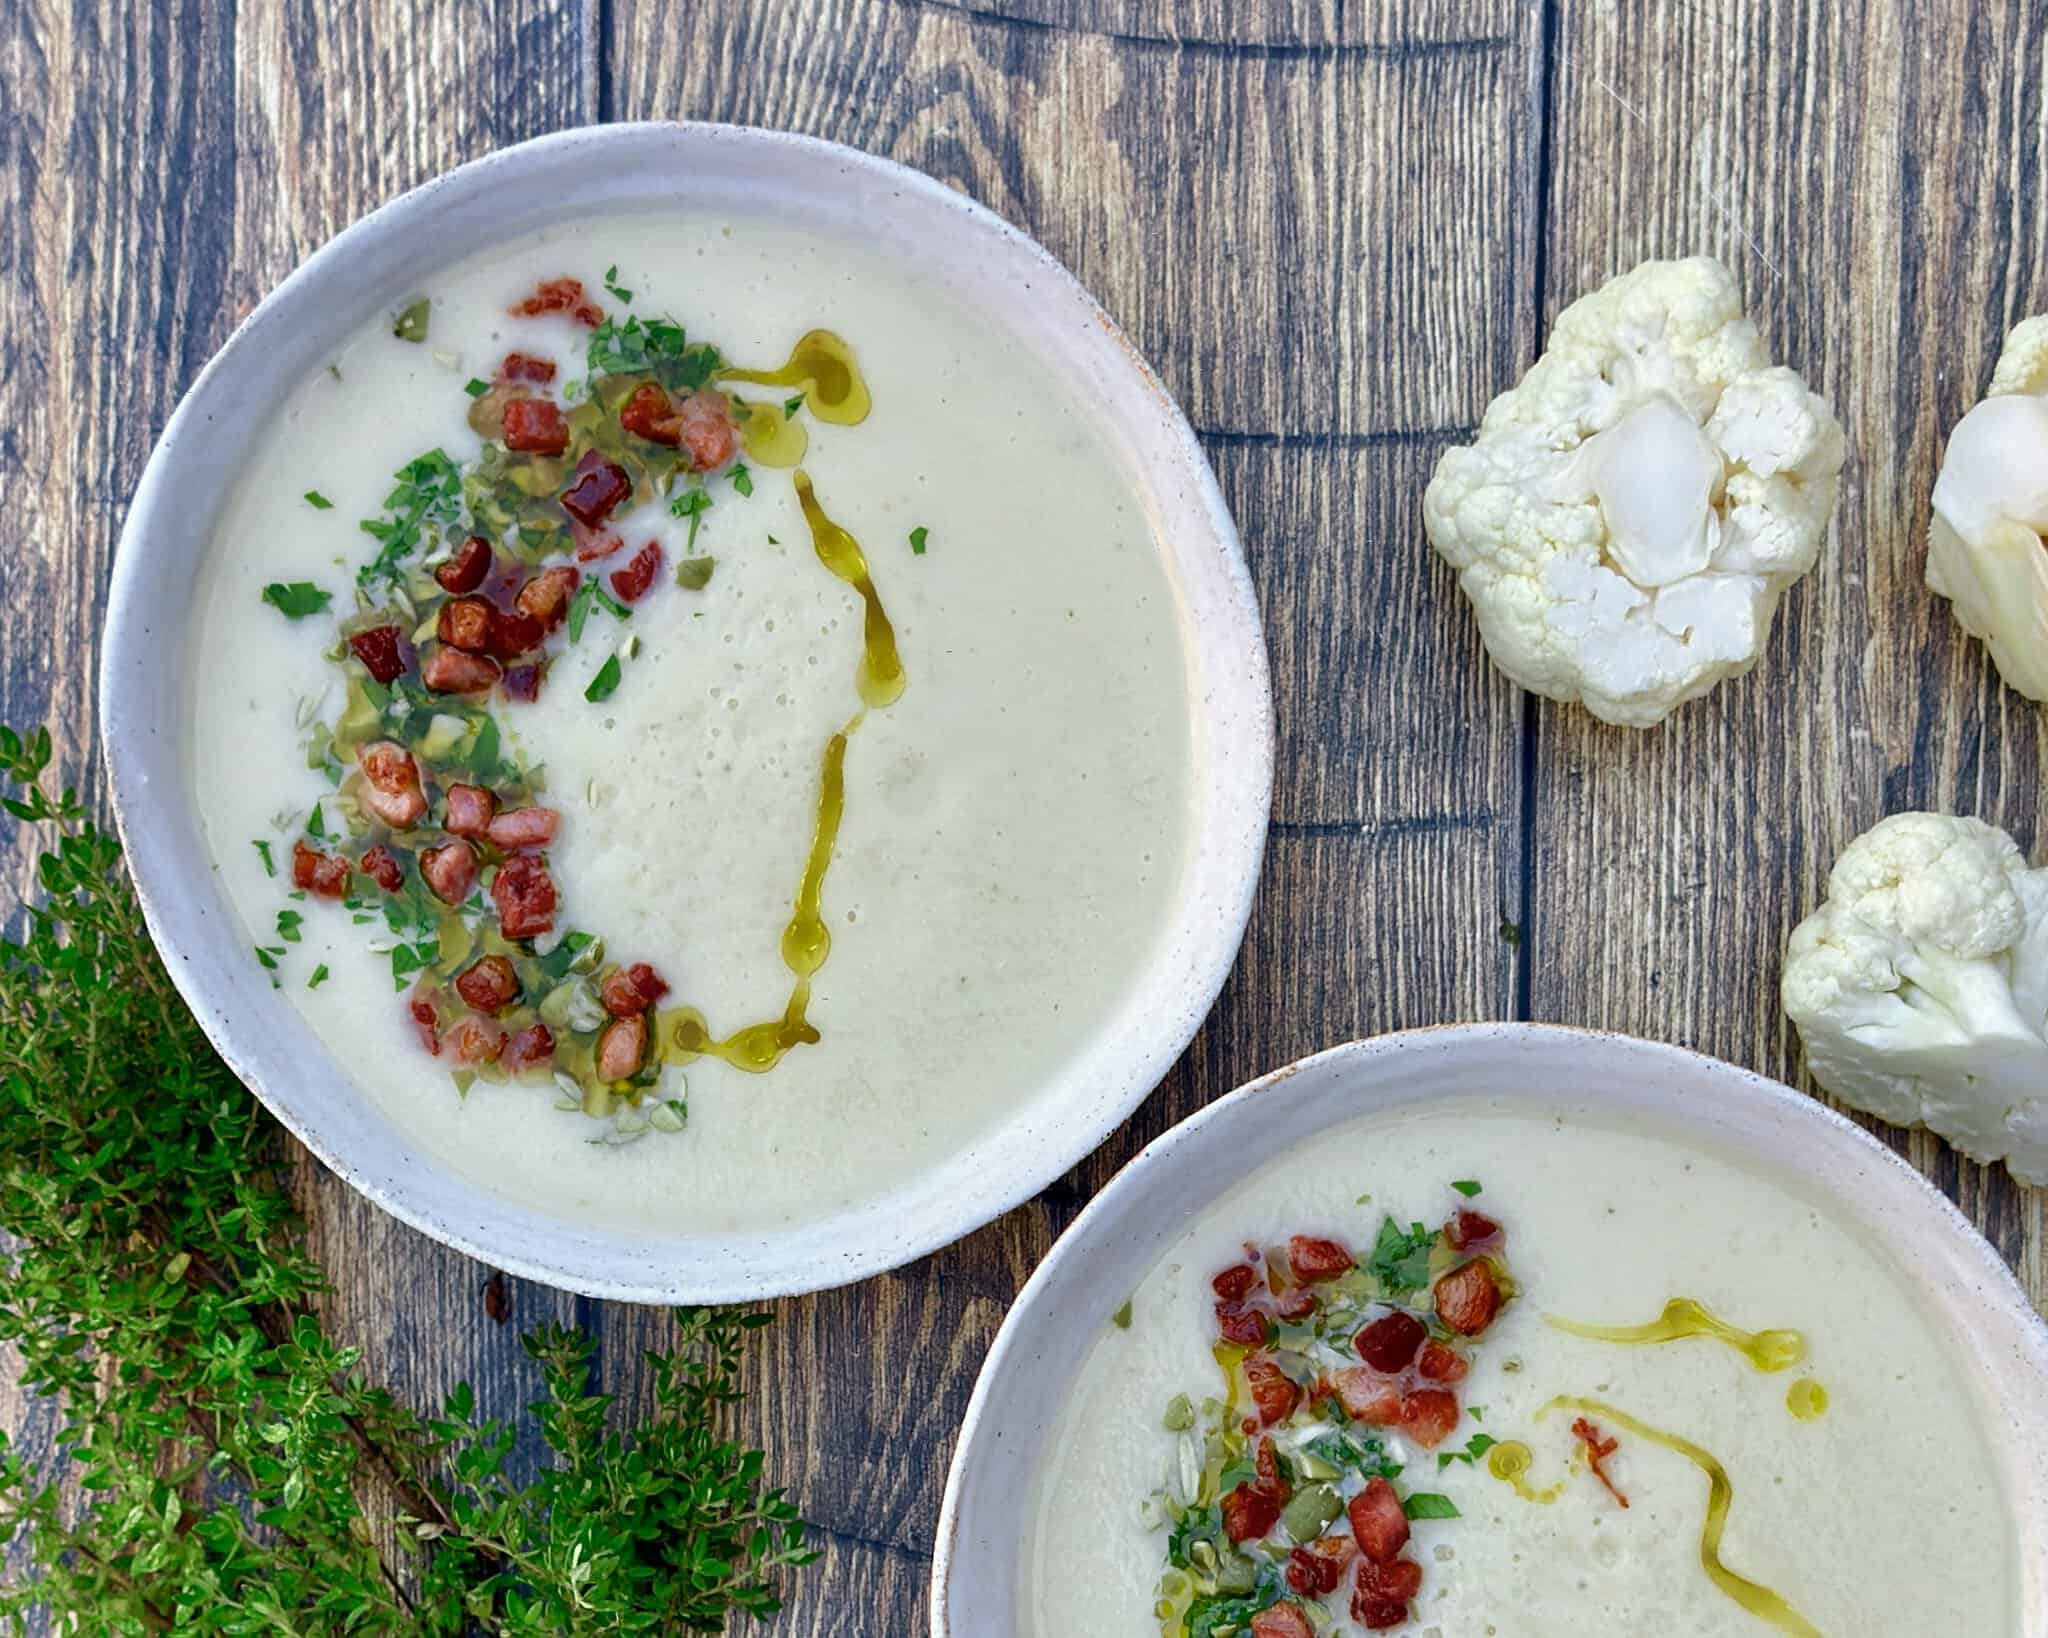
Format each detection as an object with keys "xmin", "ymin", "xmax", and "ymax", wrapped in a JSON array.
[{"xmin": 1, "ymin": 0, "xmax": 2043, "ymax": 1634}]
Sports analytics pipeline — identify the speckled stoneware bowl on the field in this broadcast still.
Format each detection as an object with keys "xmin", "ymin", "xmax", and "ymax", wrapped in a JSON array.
[
  {"xmin": 933, "ymin": 1025, "xmax": 2048, "ymax": 1634},
  {"xmin": 98, "ymin": 123, "xmax": 1273, "ymax": 1302}
]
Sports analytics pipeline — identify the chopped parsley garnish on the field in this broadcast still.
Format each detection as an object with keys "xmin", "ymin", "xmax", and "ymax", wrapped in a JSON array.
[
  {"xmin": 307, "ymin": 963, "xmax": 330, "ymax": 989},
  {"xmin": 908, "ymin": 525, "xmax": 929, "ymax": 556},
  {"xmin": 1438, "ymin": 1432, "xmax": 1498, "ymax": 1472},
  {"xmin": 1369, "ymin": 1215, "xmax": 1439, "ymax": 1295},
  {"xmin": 1183, "ymin": 1579, "xmax": 1285, "ymax": 1638},
  {"xmin": 675, "ymin": 557, "xmax": 715, "ymax": 591},
  {"xmin": 303, "ymin": 490, "xmax": 334, "ymax": 510},
  {"xmin": 537, "ymin": 931, "xmax": 595, "ymax": 982},
  {"xmin": 730, "ymin": 463, "xmax": 753, "ymax": 498},
  {"xmin": 392, "ymin": 298, "xmax": 431, "ymax": 343},
  {"xmin": 253, "ymin": 945, "xmax": 283, "ymax": 972},
  {"xmin": 463, "ymin": 377, "xmax": 489, "ymax": 398},
  {"xmin": 275, "ymin": 910, "xmax": 304, "ymax": 945},
  {"xmin": 357, "ymin": 449, "xmax": 466, "ymax": 592},
  {"xmin": 1451, "ymin": 1179, "xmax": 1483, "ymax": 1198},
  {"xmin": 1111, "ymin": 1299, "xmax": 1133, "ymax": 1330},
  {"xmin": 566, "ymin": 578, "xmax": 632, "ymax": 644},
  {"xmin": 1402, "ymin": 1492, "xmax": 1460, "ymax": 1521},
  {"xmin": 1165, "ymin": 1505, "xmax": 1223, "ymax": 1570},
  {"xmin": 602, "ymin": 264, "xmax": 634, "ymax": 305},
  {"xmin": 252, "ymin": 839, "xmax": 276, "ymax": 877},
  {"xmin": 782, "ymin": 393, "xmax": 804, "ymax": 417},
  {"xmin": 585, "ymin": 655, "xmax": 623, "ymax": 704},
  {"xmin": 670, "ymin": 487, "xmax": 713, "ymax": 549},
  {"xmin": 260, "ymin": 582, "xmax": 332, "ymax": 619},
  {"xmin": 585, "ymin": 315, "xmax": 720, "ymax": 392},
  {"xmin": 304, "ymin": 802, "xmax": 326, "ymax": 841},
  {"xmin": 1302, "ymin": 1427, "xmax": 1401, "ymax": 1482}
]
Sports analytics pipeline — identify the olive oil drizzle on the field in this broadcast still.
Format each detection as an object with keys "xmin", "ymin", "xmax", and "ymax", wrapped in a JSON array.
[
  {"xmin": 720, "ymin": 329, "xmax": 872, "ymax": 424},
  {"xmin": 1785, "ymin": 1378, "xmax": 1828, "ymax": 1421},
  {"xmin": 1548, "ymin": 1298, "xmax": 1809, "ymax": 1373},
  {"xmin": 663, "ymin": 471, "xmax": 904, "ymax": 1073},
  {"xmin": 1538, "ymin": 1396, "xmax": 1824, "ymax": 1638},
  {"xmin": 1485, "ymin": 1440, "xmax": 1565, "ymax": 1504}
]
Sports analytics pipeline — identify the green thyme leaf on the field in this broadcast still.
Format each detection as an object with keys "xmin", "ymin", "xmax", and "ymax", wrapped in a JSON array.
[
  {"xmin": 303, "ymin": 489, "xmax": 334, "ymax": 510},
  {"xmin": 261, "ymin": 582, "xmax": 332, "ymax": 619}
]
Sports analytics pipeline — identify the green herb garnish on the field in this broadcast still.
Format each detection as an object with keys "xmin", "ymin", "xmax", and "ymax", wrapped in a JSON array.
[
  {"xmin": 252, "ymin": 838, "xmax": 276, "ymax": 877},
  {"xmin": 1369, "ymin": 1215, "xmax": 1439, "ymax": 1295},
  {"xmin": 566, "ymin": 577, "xmax": 633, "ymax": 644},
  {"xmin": 305, "ymin": 801, "xmax": 326, "ymax": 840},
  {"xmin": 1438, "ymin": 1432, "xmax": 1498, "ymax": 1471},
  {"xmin": 602, "ymin": 264, "xmax": 634, "ymax": 305},
  {"xmin": 463, "ymin": 377, "xmax": 490, "ymax": 398},
  {"xmin": 585, "ymin": 315, "xmax": 720, "ymax": 391},
  {"xmin": 783, "ymin": 393, "xmax": 804, "ymax": 417},
  {"xmin": 1403, "ymin": 1491, "xmax": 1461, "ymax": 1520},
  {"xmin": 731, "ymin": 463, "xmax": 753, "ymax": 498},
  {"xmin": 275, "ymin": 909, "xmax": 304, "ymax": 945},
  {"xmin": 670, "ymin": 486, "xmax": 713, "ymax": 549},
  {"xmin": 1111, "ymin": 1299, "xmax": 1133, "ymax": 1329},
  {"xmin": 303, "ymin": 489, "xmax": 334, "ymax": 510},
  {"xmin": 909, "ymin": 525, "xmax": 929, "ymax": 555},
  {"xmin": 585, "ymin": 654, "xmax": 624, "ymax": 704},
  {"xmin": 675, "ymin": 556, "xmax": 716, "ymax": 591},
  {"xmin": 260, "ymin": 582, "xmax": 332, "ymax": 619},
  {"xmin": 307, "ymin": 963, "xmax": 330, "ymax": 989},
  {"xmin": 392, "ymin": 297, "xmax": 431, "ymax": 342},
  {"xmin": 253, "ymin": 944, "xmax": 283, "ymax": 971},
  {"xmin": 1451, "ymin": 1179, "xmax": 1483, "ymax": 1198},
  {"xmin": 357, "ymin": 448, "xmax": 466, "ymax": 591}
]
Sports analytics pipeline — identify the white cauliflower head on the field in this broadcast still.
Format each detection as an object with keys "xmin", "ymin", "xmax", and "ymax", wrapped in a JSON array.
[
  {"xmin": 1782, "ymin": 812, "xmax": 2048, "ymax": 1183},
  {"xmin": 1424, "ymin": 257, "xmax": 1846, "ymax": 728},
  {"xmin": 1926, "ymin": 314, "xmax": 2048, "ymax": 702}
]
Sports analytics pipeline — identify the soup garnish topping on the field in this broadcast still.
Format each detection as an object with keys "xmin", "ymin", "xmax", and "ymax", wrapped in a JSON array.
[
  {"xmin": 251, "ymin": 270, "xmax": 900, "ymax": 1142},
  {"xmin": 1145, "ymin": 1194, "xmax": 1516, "ymax": 1636}
]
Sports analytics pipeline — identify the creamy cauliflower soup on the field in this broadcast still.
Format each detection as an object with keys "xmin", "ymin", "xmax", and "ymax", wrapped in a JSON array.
[
  {"xmin": 187, "ymin": 213, "xmax": 1193, "ymax": 1234},
  {"xmin": 1024, "ymin": 1105, "xmax": 2016, "ymax": 1637}
]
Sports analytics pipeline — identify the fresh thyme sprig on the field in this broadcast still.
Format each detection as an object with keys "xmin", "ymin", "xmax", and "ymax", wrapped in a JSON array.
[{"xmin": 0, "ymin": 724, "xmax": 813, "ymax": 1633}]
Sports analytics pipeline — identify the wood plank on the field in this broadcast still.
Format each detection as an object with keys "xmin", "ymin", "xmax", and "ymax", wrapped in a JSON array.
[
  {"xmin": 604, "ymin": 12, "xmax": 1540, "ymax": 1629},
  {"xmin": 1527, "ymin": 0, "xmax": 2047, "ymax": 1305}
]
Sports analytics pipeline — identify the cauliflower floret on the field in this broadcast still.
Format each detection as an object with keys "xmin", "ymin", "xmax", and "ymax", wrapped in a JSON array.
[
  {"xmin": 1782, "ymin": 812, "xmax": 2048, "ymax": 1183},
  {"xmin": 1424, "ymin": 258, "xmax": 1845, "ymax": 728},
  {"xmin": 1926, "ymin": 314, "xmax": 2048, "ymax": 702}
]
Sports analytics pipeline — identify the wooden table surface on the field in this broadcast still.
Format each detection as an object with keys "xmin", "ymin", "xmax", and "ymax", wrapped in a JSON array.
[{"xmin": 4, "ymin": 1, "xmax": 2044, "ymax": 1631}]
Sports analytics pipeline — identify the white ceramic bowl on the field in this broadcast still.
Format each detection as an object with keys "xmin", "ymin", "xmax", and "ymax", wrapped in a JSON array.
[
  {"xmin": 933, "ymin": 1025, "xmax": 2048, "ymax": 1634},
  {"xmin": 98, "ymin": 123, "xmax": 1273, "ymax": 1302}
]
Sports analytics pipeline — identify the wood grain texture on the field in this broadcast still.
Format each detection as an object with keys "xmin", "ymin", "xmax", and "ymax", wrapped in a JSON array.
[{"xmin": 3, "ymin": 0, "xmax": 2045, "ymax": 1634}]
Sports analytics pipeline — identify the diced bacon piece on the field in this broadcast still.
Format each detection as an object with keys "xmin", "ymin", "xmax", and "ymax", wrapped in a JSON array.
[
  {"xmin": 443, "ymin": 783, "xmax": 497, "ymax": 838},
  {"xmin": 1254, "ymin": 1435, "xmax": 1290, "ymax": 1501},
  {"xmin": 1417, "ymin": 1340, "xmax": 1469, "ymax": 1384},
  {"xmin": 501, "ymin": 662, "xmax": 545, "ymax": 704},
  {"xmin": 497, "ymin": 351, "xmax": 556, "ymax": 384},
  {"xmin": 446, "ymin": 1016, "xmax": 506, "ymax": 1066},
  {"xmin": 572, "ymin": 520, "xmax": 625, "ymax": 562},
  {"xmin": 502, "ymin": 1023, "xmax": 556, "ymax": 1073},
  {"xmin": 467, "ymin": 381, "xmax": 522, "ymax": 441},
  {"xmin": 1212, "ymin": 1264, "xmax": 1259, "ymax": 1302},
  {"xmin": 515, "ymin": 565, "xmax": 580, "ymax": 629},
  {"xmin": 1249, "ymin": 1606, "xmax": 1314, "ymax": 1638},
  {"xmin": 1288, "ymin": 1235, "xmax": 1354, "ymax": 1283},
  {"xmin": 1275, "ymin": 1287, "xmax": 1319, "ymax": 1322},
  {"xmin": 1446, "ymin": 1209, "xmax": 1502, "ymax": 1250},
  {"xmin": 560, "ymin": 449, "xmax": 633, "ymax": 528},
  {"xmin": 454, "ymin": 955, "xmax": 520, "ymax": 1013},
  {"xmin": 1354, "ymin": 1310, "xmax": 1426, "ymax": 1373},
  {"xmin": 619, "ymin": 381, "xmax": 679, "ymax": 445},
  {"xmin": 1353, "ymin": 1556, "xmax": 1423, "ymax": 1628},
  {"xmin": 1348, "ymin": 1478, "xmax": 1409, "ymax": 1564},
  {"xmin": 1221, "ymin": 1481, "xmax": 1282, "ymax": 1545},
  {"xmin": 435, "ymin": 536, "xmax": 493, "ymax": 595},
  {"xmin": 347, "ymin": 625, "xmax": 407, "ymax": 684},
  {"xmin": 291, "ymin": 841, "xmax": 351, "ymax": 898},
  {"xmin": 595, "ymin": 1013, "xmax": 648, "ymax": 1080},
  {"xmin": 672, "ymin": 389, "xmax": 739, "ymax": 472},
  {"xmin": 357, "ymin": 844, "xmax": 404, "ymax": 894},
  {"xmin": 609, "ymin": 541, "xmax": 662, "ymax": 603},
  {"xmin": 502, "ymin": 396, "xmax": 568, "ymax": 455},
  {"xmin": 358, "ymin": 741, "xmax": 427, "ymax": 828},
  {"xmin": 1244, "ymin": 1353, "xmax": 1301, "ymax": 1427},
  {"xmin": 1572, "ymin": 1417, "xmax": 1630, "ymax": 1508},
  {"xmin": 1285, "ymin": 1537, "xmax": 1353, "ymax": 1597},
  {"xmin": 438, "ymin": 595, "xmax": 495, "ymax": 653},
  {"xmin": 491, "ymin": 853, "xmax": 556, "ymax": 940},
  {"xmin": 1433, "ymin": 1260, "xmax": 1502, "ymax": 1337},
  {"xmin": 1399, "ymin": 1389, "xmax": 1461, "ymax": 1450},
  {"xmin": 489, "ymin": 606, "xmax": 546, "ymax": 660},
  {"xmin": 1215, "ymin": 1302, "xmax": 1269, "ymax": 1348},
  {"xmin": 1329, "ymin": 1368, "xmax": 1403, "ymax": 1426},
  {"xmin": 422, "ymin": 645, "xmax": 502, "ymax": 694},
  {"xmin": 408, "ymin": 998, "xmax": 441, "ymax": 1056},
  {"xmin": 419, "ymin": 840, "xmax": 480, "ymax": 904},
  {"xmin": 600, "ymin": 962, "xmax": 671, "ymax": 1018},
  {"xmin": 486, "ymin": 806, "xmax": 558, "ymax": 851},
  {"xmin": 509, "ymin": 276, "xmax": 602, "ymax": 327}
]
